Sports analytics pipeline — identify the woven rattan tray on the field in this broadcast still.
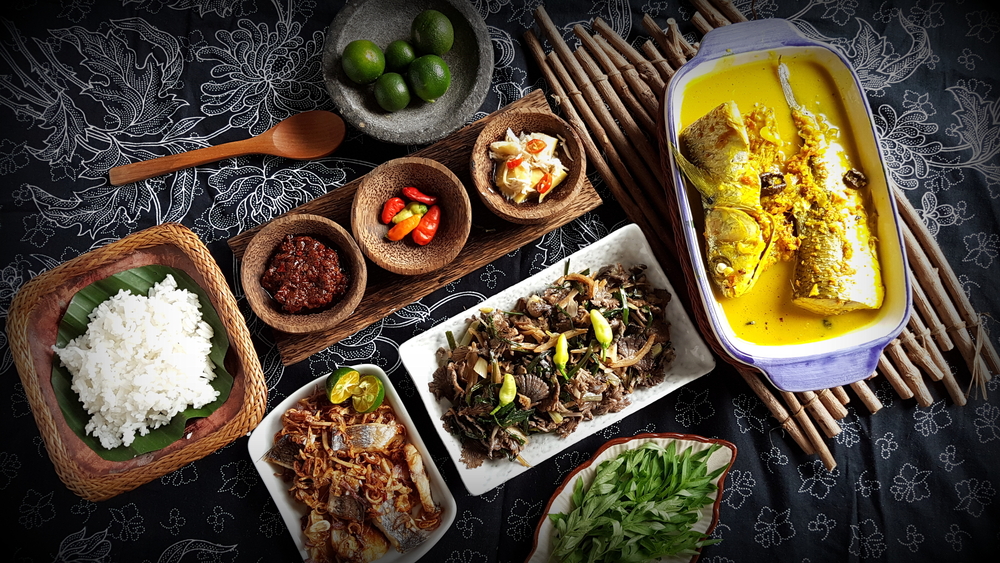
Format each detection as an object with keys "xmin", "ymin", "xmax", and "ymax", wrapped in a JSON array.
[{"xmin": 7, "ymin": 223, "xmax": 267, "ymax": 501}]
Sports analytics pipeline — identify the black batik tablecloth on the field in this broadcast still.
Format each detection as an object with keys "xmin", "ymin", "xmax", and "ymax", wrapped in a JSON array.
[{"xmin": 2, "ymin": 1, "xmax": 998, "ymax": 561}]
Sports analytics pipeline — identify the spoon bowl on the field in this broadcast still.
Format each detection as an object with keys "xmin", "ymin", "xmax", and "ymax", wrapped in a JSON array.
[{"xmin": 109, "ymin": 111, "xmax": 346, "ymax": 185}]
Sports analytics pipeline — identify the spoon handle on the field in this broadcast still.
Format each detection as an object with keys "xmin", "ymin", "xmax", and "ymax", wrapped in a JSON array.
[{"xmin": 108, "ymin": 137, "xmax": 264, "ymax": 185}]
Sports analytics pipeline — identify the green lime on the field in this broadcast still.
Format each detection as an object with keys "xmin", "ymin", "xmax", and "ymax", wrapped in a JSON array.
[
  {"xmin": 326, "ymin": 367, "xmax": 361, "ymax": 404},
  {"xmin": 384, "ymin": 39, "xmax": 416, "ymax": 72},
  {"xmin": 408, "ymin": 54, "xmax": 451, "ymax": 103},
  {"xmin": 373, "ymin": 72, "xmax": 411, "ymax": 112},
  {"xmin": 341, "ymin": 39, "xmax": 385, "ymax": 85},
  {"xmin": 411, "ymin": 9, "xmax": 454, "ymax": 55},
  {"xmin": 352, "ymin": 374, "xmax": 385, "ymax": 413}
]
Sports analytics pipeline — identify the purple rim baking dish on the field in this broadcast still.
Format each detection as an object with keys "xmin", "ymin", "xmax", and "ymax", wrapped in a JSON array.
[{"xmin": 663, "ymin": 18, "xmax": 911, "ymax": 392}]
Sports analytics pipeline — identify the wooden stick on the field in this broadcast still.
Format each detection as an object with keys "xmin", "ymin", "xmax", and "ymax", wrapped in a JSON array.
[
  {"xmin": 886, "ymin": 339, "xmax": 934, "ymax": 406},
  {"xmin": 796, "ymin": 391, "xmax": 842, "ymax": 438},
  {"xmin": 657, "ymin": 18, "xmax": 688, "ymax": 68},
  {"xmin": 690, "ymin": 11, "xmax": 715, "ymax": 36},
  {"xmin": 523, "ymin": 39, "xmax": 622, "ymax": 189},
  {"xmin": 910, "ymin": 273, "xmax": 955, "ymax": 351},
  {"xmin": 691, "ymin": 0, "xmax": 732, "ymax": 27},
  {"xmin": 572, "ymin": 47, "xmax": 657, "ymax": 138},
  {"xmin": 590, "ymin": 34, "xmax": 663, "ymax": 115},
  {"xmin": 534, "ymin": 14, "xmax": 680, "ymax": 258},
  {"xmin": 573, "ymin": 28, "xmax": 657, "ymax": 136},
  {"xmin": 642, "ymin": 15, "xmax": 684, "ymax": 69},
  {"xmin": 831, "ymin": 386, "xmax": 851, "ymax": 405},
  {"xmin": 940, "ymin": 364, "xmax": 969, "ymax": 406},
  {"xmin": 524, "ymin": 32, "xmax": 680, "ymax": 277},
  {"xmin": 667, "ymin": 18, "xmax": 699, "ymax": 59},
  {"xmin": 524, "ymin": 35, "xmax": 635, "ymax": 222},
  {"xmin": 878, "ymin": 354, "xmax": 914, "ymax": 400},
  {"xmin": 639, "ymin": 40, "xmax": 675, "ymax": 82},
  {"xmin": 899, "ymin": 326, "xmax": 946, "ymax": 382},
  {"xmin": 909, "ymin": 310, "xmax": 952, "ymax": 377},
  {"xmin": 850, "ymin": 378, "xmax": 884, "ymax": 414},
  {"xmin": 894, "ymin": 184, "xmax": 1000, "ymax": 375},
  {"xmin": 907, "ymin": 311, "xmax": 965, "ymax": 405},
  {"xmin": 566, "ymin": 48, "xmax": 663, "ymax": 185},
  {"xmin": 815, "ymin": 388, "xmax": 849, "ymax": 419},
  {"xmin": 534, "ymin": 8, "xmax": 664, "ymax": 195},
  {"xmin": 780, "ymin": 390, "xmax": 837, "ymax": 470},
  {"xmin": 902, "ymin": 223, "xmax": 992, "ymax": 382},
  {"xmin": 592, "ymin": 17, "xmax": 665, "ymax": 94},
  {"xmin": 708, "ymin": 0, "xmax": 749, "ymax": 23},
  {"xmin": 736, "ymin": 366, "xmax": 813, "ymax": 455},
  {"xmin": 905, "ymin": 317, "xmax": 967, "ymax": 405}
]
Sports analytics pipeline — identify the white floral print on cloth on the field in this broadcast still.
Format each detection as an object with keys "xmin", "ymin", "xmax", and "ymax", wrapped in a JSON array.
[{"xmin": 0, "ymin": 0, "xmax": 997, "ymax": 561}]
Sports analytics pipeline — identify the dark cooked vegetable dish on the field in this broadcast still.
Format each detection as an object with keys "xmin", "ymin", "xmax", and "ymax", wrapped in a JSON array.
[{"xmin": 430, "ymin": 263, "xmax": 675, "ymax": 468}]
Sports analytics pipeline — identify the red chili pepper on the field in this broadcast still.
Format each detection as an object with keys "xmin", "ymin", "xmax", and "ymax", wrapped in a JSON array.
[
  {"xmin": 402, "ymin": 186, "xmax": 437, "ymax": 205},
  {"xmin": 386, "ymin": 213, "xmax": 421, "ymax": 241},
  {"xmin": 536, "ymin": 172, "xmax": 553, "ymax": 194},
  {"xmin": 411, "ymin": 205, "xmax": 440, "ymax": 246},
  {"xmin": 506, "ymin": 156, "xmax": 524, "ymax": 170},
  {"xmin": 380, "ymin": 197, "xmax": 406, "ymax": 224},
  {"xmin": 525, "ymin": 138, "xmax": 547, "ymax": 154}
]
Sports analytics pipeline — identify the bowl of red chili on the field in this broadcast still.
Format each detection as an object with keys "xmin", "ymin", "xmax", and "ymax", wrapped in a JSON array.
[
  {"xmin": 351, "ymin": 156, "xmax": 471, "ymax": 276},
  {"xmin": 241, "ymin": 214, "xmax": 367, "ymax": 334}
]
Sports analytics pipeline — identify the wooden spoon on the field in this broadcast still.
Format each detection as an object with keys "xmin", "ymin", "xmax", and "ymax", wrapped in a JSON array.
[{"xmin": 109, "ymin": 110, "xmax": 346, "ymax": 186}]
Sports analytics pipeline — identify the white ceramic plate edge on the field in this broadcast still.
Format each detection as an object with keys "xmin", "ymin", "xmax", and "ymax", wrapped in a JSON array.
[
  {"xmin": 399, "ymin": 224, "xmax": 717, "ymax": 495},
  {"xmin": 246, "ymin": 364, "xmax": 456, "ymax": 562}
]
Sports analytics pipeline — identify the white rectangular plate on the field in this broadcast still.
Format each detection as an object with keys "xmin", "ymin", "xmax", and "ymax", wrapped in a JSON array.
[
  {"xmin": 247, "ymin": 364, "xmax": 456, "ymax": 562},
  {"xmin": 399, "ymin": 224, "xmax": 716, "ymax": 495}
]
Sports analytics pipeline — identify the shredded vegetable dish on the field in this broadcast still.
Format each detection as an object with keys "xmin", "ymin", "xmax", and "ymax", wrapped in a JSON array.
[
  {"xmin": 430, "ymin": 263, "xmax": 676, "ymax": 468},
  {"xmin": 266, "ymin": 389, "xmax": 442, "ymax": 563}
]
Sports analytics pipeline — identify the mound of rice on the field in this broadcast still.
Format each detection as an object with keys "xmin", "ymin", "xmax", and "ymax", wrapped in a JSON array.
[{"xmin": 53, "ymin": 274, "xmax": 219, "ymax": 449}]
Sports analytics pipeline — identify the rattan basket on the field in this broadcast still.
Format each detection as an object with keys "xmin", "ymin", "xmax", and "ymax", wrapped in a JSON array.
[{"xmin": 6, "ymin": 223, "xmax": 267, "ymax": 501}]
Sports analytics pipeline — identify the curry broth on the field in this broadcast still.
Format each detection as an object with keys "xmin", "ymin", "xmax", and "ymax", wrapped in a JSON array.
[{"xmin": 680, "ymin": 56, "xmax": 881, "ymax": 345}]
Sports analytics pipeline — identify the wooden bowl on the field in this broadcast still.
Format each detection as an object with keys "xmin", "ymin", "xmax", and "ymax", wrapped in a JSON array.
[
  {"xmin": 469, "ymin": 110, "xmax": 586, "ymax": 224},
  {"xmin": 241, "ymin": 214, "xmax": 367, "ymax": 334},
  {"xmin": 351, "ymin": 156, "xmax": 472, "ymax": 276},
  {"xmin": 6, "ymin": 223, "xmax": 266, "ymax": 501}
]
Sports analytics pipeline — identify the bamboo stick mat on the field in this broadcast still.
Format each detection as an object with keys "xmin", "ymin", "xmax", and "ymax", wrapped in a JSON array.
[{"xmin": 526, "ymin": 0, "xmax": 998, "ymax": 470}]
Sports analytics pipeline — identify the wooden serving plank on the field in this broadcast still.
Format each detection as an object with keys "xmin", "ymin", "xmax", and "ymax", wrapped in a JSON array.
[{"xmin": 228, "ymin": 90, "xmax": 603, "ymax": 365}]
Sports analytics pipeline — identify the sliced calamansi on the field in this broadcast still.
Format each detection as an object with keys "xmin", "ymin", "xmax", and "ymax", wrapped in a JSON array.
[
  {"xmin": 325, "ymin": 367, "xmax": 360, "ymax": 404},
  {"xmin": 352, "ymin": 374, "xmax": 385, "ymax": 413}
]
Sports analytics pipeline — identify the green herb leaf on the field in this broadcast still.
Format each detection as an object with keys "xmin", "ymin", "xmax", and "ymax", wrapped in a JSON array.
[{"xmin": 548, "ymin": 441, "xmax": 724, "ymax": 562}]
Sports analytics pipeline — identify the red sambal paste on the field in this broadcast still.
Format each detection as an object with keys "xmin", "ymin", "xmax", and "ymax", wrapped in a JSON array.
[{"xmin": 261, "ymin": 234, "xmax": 350, "ymax": 314}]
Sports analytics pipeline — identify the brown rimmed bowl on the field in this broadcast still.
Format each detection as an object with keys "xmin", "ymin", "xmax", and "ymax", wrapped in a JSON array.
[
  {"xmin": 241, "ymin": 214, "xmax": 367, "ymax": 334},
  {"xmin": 469, "ymin": 109, "xmax": 586, "ymax": 224},
  {"xmin": 351, "ymin": 156, "xmax": 471, "ymax": 276}
]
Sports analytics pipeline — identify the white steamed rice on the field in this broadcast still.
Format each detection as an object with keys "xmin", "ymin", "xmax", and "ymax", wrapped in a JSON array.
[{"xmin": 53, "ymin": 274, "xmax": 219, "ymax": 449}]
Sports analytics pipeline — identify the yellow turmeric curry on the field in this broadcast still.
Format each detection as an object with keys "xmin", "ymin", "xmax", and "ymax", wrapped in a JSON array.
[{"xmin": 680, "ymin": 56, "xmax": 882, "ymax": 346}]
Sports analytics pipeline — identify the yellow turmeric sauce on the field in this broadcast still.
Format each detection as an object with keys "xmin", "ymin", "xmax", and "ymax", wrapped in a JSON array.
[{"xmin": 681, "ymin": 56, "xmax": 881, "ymax": 345}]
